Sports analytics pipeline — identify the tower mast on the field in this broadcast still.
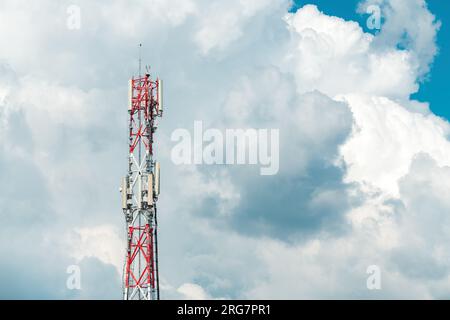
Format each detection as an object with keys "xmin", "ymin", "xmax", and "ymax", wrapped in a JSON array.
[{"xmin": 120, "ymin": 55, "xmax": 163, "ymax": 300}]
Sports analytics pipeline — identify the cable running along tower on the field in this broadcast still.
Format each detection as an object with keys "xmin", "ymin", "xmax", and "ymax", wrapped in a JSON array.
[{"xmin": 120, "ymin": 56, "xmax": 163, "ymax": 300}]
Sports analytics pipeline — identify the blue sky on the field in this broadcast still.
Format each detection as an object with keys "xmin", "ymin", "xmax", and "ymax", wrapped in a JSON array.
[
  {"xmin": 1, "ymin": 0, "xmax": 450, "ymax": 299},
  {"xmin": 293, "ymin": 0, "xmax": 450, "ymax": 120}
]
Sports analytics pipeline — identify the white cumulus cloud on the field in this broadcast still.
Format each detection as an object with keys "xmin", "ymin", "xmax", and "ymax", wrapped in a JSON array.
[{"xmin": 0, "ymin": 0, "xmax": 449, "ymax": 300}]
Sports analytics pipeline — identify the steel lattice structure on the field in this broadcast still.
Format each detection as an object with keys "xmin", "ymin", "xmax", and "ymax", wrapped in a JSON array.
[{"xmin": 120, "ymin": 71, "xmax": 163, "ymax": 300}]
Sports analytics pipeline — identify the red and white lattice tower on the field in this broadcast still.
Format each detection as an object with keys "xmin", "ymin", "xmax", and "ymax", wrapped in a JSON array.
[{"xmin": 120, "ymin": 70, "xmax": 163, "ymax": 300}]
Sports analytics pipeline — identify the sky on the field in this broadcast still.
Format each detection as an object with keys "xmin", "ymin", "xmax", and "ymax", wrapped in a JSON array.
[
  {"xmin": 293, "ymin": 0, "xmax": 450, "ymax": 119},
  {"xmin": 0, "ymin": 0, "xmax": 450, "ymax": 299}
]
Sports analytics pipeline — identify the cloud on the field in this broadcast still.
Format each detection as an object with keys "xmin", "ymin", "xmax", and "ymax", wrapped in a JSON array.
[
  {"xmin": 198, "ymin": 71, "xmax": 354, "ymax": 240},
  {"xmin": 358, "ymin": 0, "xmax": 441, "ymax": 76},
  {"xmin": 177, "ymin": 283, "xmax": 210, "ymax": 300},
  {"xmin": 392, "ymin": 154, "xmax": 450, "ymax": 283},
  {"xmin": 193, "ymin": 0, "xmax": 286, "ymax": 54},
  {"xmin": 221, "ymin": 155, "xmax": 450, "ymax": 299},
  {"xmin": 338, "ymin": 93, "xmax": 450, "ymax": 197},
  {"xmin": 68, "ymin": 225, "xmax": 125, "ymax": 275},
  {"xmin": 0, "ymin": 0, "xmax": 449, "ymax": 300},
  {"xmin": 179, "ymin": 2, "xmax": 450, "ymax": 298},
  {"xmin": 282, "ymin": 5, "xmax": 418, "ymax": 99}
]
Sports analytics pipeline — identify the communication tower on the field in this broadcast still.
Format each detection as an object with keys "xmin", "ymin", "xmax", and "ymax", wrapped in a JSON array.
[{"xmin": 120, "ymin": 59, "xmax": 163, "ymax": 300}]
